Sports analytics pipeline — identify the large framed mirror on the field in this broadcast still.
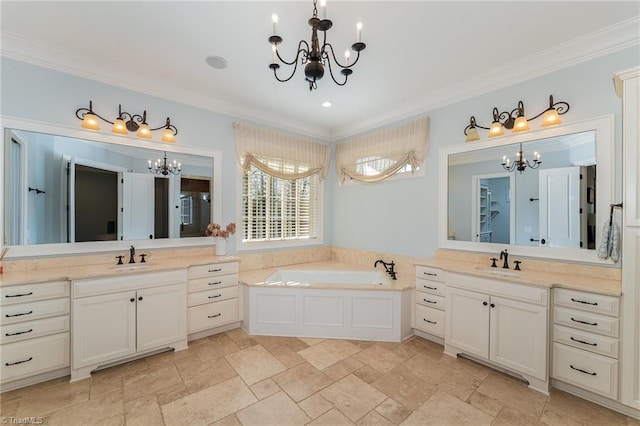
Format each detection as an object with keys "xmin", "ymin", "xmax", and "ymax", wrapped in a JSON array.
[
  {"xmin": 438, "ymin": 115, "xmax": 614, "ymax": 263},
  {"xmin": 1, "ymin": 117, "xmax": 222, "ymax": 258}
]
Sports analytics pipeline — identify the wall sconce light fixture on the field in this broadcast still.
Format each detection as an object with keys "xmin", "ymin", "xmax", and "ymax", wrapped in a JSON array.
[
  {"xmin": 501, "ymin": 142, "xmax": 541, "ymax": 174},
  {"xmin": 149, "ymin": 151, "xmax": 181, "ymax": 176},
  {"xmin": 464, "ymin": 95, "xmax": 569, "ymax": 142},
  {"xmin": 75, "ymin": 100, "xmax": 178, "ymax": 143}
]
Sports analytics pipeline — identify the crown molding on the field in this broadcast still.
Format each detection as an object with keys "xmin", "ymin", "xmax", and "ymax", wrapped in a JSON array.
[
  {"xmin": 330, "ymin": 16, "xmax": 640, "ymax": 141},
  {"xmin": 2, "ymin": 16, "xmax": 639, "ymax": 142},
  {"xmin": 0, "ymin": 32, "xmax": 332, "ymax": 141}
]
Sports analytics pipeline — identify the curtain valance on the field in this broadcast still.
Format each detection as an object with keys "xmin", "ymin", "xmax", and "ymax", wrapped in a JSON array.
[
  {"xmin": 234, "ymin": 123, "xmax": 330, "ymax": 179},
  {"xmin": 336, "ymin": 117, "xmax": 430, "ymax": 184}
]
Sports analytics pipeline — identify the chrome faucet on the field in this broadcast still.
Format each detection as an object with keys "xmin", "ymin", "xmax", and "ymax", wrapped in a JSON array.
[
  {"xmin": 129, "ymin": 245, "xmax": 136, "ymax": 264},
  {"xmin": 499, "ymin": 249, "xmax": 509, "ymax": 269}
]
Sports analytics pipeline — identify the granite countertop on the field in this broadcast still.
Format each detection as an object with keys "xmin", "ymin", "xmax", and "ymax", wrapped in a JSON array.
[
  {"xmin": 415, "ymin": 258, "xmax": 622, "ymax": 297},
  {"xmin": 0, "ymin": 255, "xmax": 241, "ymax": 287},
  {"xmin": 239, "ymin": 260, "xmax": 415, "ymax": 291}
]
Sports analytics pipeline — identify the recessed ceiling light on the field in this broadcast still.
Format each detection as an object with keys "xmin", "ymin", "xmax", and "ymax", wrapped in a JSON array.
[
  {"xmin": 205, "ymin": 56, "xmax": 228, "ymax": 70},
  {"xmin": 322, "ymin": 101, "xmax": 332, "ymax": 108}
]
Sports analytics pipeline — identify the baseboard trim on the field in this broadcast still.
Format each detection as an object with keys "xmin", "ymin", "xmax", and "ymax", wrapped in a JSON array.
[
  {"xmin": 552, "ymin": 379, "xmax": 640, "ymax": 420},
  {"xmin": 188, "ymin": 321, "xmax": 242, "ymax": 341}
]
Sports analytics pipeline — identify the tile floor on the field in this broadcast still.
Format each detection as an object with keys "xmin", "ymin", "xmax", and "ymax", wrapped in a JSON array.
[{"xmin": 1, "ymin": 329, "xmax": 639, "ymax": 426}]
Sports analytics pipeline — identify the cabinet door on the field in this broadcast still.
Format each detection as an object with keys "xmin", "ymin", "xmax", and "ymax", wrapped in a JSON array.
[
  {"xmin": 136, "ymin": 283, "xmax": 186, "ymax": 352},
  {"xmin": 489, "ymin": 296, "xmax": 548, "ymax": 380},
  {"xmin": 72, "ymin": 291, "xmax": 136, "ymax": 368},
  {"xmin": 446, "ymin": 287, "xmax": 490, "ymax": 358}
]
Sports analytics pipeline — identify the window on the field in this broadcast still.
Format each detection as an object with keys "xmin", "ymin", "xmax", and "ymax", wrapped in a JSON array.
[
  {"xmin": 354, "ymin": 155, "xmax": 422, "ymax": 177},
  {"xmin": 242, "ymin": 165, "xmax": 320, "ymax": 243}
]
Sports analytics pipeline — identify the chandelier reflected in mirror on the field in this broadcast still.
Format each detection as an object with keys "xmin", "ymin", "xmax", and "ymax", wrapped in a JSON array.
[
  {"xmin": 501, "ymin": 143, "xmax": 541, "ymax": 173},
  {"xmin": 268, "ymin": 0, "xmax": 366, "ymax": 90},
  {"xmin": 149, "ymin": 151, "xmax": 181, "ymax": 176}
]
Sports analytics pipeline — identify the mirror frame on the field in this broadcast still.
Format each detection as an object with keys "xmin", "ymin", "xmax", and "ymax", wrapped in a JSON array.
[
  {"xmin": 438, "ymin": 115, "xmax": 614, "ymax": 264},
  {"xmin": 1, "ymin": 116, "xmax": 223, "ymax": 258}
]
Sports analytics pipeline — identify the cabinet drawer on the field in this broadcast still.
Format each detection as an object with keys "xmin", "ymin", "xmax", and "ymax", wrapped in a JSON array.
[
  {"xmin": 1, "ymin": 281, "xmax": 69, "ymax": 306},
  {"xmin": 187, "ymin": 286, "xmax": 239, "ymax": 307},
  {"xmin": 554, "ymin": 307, "xmax": 619, "ymax": 337},
  {"xmin": 188, "ymin": 274, "xmax": 238, "ymax": 293},
  {"xmin": 552, "ymin": 342, "xmax": 618, "ymax": 399},
  {"xmin": 188, "ymin": 262, "xmax": 238, "ymax": 279},
  {"xmin": 415, "ymin": 266, "xmax": 445, "ymax": 283},
  {"xmin": 188, "ymin": 298, "xmax": 239, "ymax": 334},
  {"xmin": 553, "ymin": 324, "xmax": 618, "ymax": 359},
  {"xmin": 1, "ymin": 298, "xmax": 70, "ymax": 325},
  {"xmin": 1, "ymin": 315, "xmax": 70, "ymax": 345},
  {"xmin": 1, "ymin": 333, "xmax": 70, "ymax": 384},
  {"xmin": 415, "ymin": 278, "xmax": 446, "ymax": 297},
  {"xmin": 415, "ymin": 304, "xmax": 444, "ymax": 337},
  {"xmin": 554, "ymin": 288, "xmax": 619, "ymax": 317},
  {"xmin": 416, "ymin": 293, "xmax": 445, "ymax": 310}
]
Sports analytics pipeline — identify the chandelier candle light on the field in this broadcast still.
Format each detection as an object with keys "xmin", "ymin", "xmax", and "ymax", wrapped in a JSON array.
[
  {"xmin": 268, "ymin": 0, "xmax": 366, "ymax": 90},
  {"xmin": 148, "ymin": 151, "xmax": 181, "ymax": 176},
  {"xmin": 464, "ymin": 95, "xmax": 570, "ymax": 142},
  {"xmin": 76, "ymin": 100, "xmax": 178, "ymax": 143},
  {"xmin": 502, "ymin": 143, "xmax": 541, "ymax": 174}
]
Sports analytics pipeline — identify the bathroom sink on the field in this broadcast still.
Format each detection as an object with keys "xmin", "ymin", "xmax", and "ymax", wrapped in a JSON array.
[
  {"xmin": 475, "ymin": 268, "xmax": 521, "ymax": 277},
  {"xmin": 114, "ymin": 264, "xmax": 153, "ymax": 272}
]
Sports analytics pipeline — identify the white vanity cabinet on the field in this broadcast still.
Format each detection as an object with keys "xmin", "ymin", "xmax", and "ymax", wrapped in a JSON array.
[
  {"xmin": 187, "ymin": 261, "xmax": 240, "ymax": 336},
  {"xmin": 414, "ymin": 265, "xmax": 446, "ymax": 339},
  {"xmin": 0, "ymin": 281, "xmax": 71, "ymax": 390},
  {"xmin": 551, "ymin": 288, "xmax": 621, "ymax": 400},
  {"xmin": 445, "ymin": 272, "xmax": 549, "ymax": 392},
  {"xmin": 71, "ymin": 269, "xmax": 187, "ymax": 381}
]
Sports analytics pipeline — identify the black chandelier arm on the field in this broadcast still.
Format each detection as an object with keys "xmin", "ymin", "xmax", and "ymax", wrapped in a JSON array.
[
  {"xmin": 75, "ymin": 107, "xmax": 115, "ymax": 125},
  {"xmin": 271, "ymin": 57, "xmax": 302, "ymax": 83},
  {"xmin": 274, "ymin": 40, "xmax": 310, "ymax": 66},
  {"xmin": 323, "ymin": 42, "xmax": 362, "ymax": 69},
  {"xmin": 324, "ymin": 55, "xmax": 349, "ymax": 86}
]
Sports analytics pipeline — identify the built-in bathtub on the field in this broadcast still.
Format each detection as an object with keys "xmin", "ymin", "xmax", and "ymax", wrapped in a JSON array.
[{"xmin": 240, "ymin": 264, "xmax": 413, "ymax": 342}]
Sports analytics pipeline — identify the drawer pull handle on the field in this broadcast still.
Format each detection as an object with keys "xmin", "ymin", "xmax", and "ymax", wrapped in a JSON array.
[
  {"xmin": 208, "ymin": 268, "xmax": 222, "ymax": 273},
  {"xmin": 5, "ymin": 310, "xmax": 33, "ymax": 318},
  {"xmin": 423, "ymin": 319, "xmax": 437, "ymax": 324},
  {"xmin": 208, "ymin": 294, "xmax": 222, "ymax": 299},
  {"xmin": 208, "ymin": 313, "xmax": 221, "ymax": 318},
  {"xmin": 570, "ymin": 298, "xmax": 598, "ymax": 306},
  {"xmin": 571, "ymin": 317, "xmax": 598, "ymax": 326},
  {"xmin": 570, "ymin": 365, "xmax": 597, "ymax": 376},
  {"xmin": 5, "ymin": 292, "xmax": 34, "ymax": 298},
  {"xmin": 5, "ymin": 329, "xmax": 33, "ymax": 336},
  {"xmin": 423, "ymin": 272, "xmax": 438, "ymax": 276},
  {"xmin": 5, "ymin": 357, "xmax": 33, "ymax": 366},
  {"xmin": 424, "ymin": 299, "xmax": 437, "ymax": 304},
  {"xmin": 209, "ymin": 281, "xmax": 223, "ymax": 286},
  {"xmin": 423, "ymin": 285, "xmax": 437, "ymax": 290},
  {"xmin": 570, "ymin": 337, "xmax": 597, "ymax": 347}
]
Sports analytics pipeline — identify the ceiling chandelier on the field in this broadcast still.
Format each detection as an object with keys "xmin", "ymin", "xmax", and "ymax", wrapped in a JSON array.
[
  {"xmin": 502, "ymin": 143, "xmax": 541, "ymax": 173},
  {"xmin": 148, "ymin": 151, "xmax": 181, "ymax": 176},
  {"xmin": 76, "ymin": 100, "xmax": 178, "ymax": 143},
  {"xmin": 268, "ymin": 0, "xmax": 366, "ymax": 91}
]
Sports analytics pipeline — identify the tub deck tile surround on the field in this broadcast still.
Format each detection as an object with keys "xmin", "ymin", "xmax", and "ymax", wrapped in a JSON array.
[
  {"xmin": 1, "ymin": 330, "xmax": 636, "ymax": 425},
  {"xmin": 415, "ymin": 249, "xmax": 622, "ymax": 296}
]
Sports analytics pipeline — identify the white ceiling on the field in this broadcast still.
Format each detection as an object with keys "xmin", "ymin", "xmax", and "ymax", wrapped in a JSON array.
[{"xmin": 1, "ymin": 1, "xmax": 638, "ymax": 141}]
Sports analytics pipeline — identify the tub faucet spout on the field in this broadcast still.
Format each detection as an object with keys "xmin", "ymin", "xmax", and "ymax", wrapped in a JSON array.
[
  {"xmin": 374, "ymin": 259, "xmax": 397, "ymax": 280},
  {"xmin": 499, "ymin": 249, "xmax": 509, "ymax": 269},
  {"xmin": 129, "ymin": 245, "xmax": 136, "ymax": 264}
]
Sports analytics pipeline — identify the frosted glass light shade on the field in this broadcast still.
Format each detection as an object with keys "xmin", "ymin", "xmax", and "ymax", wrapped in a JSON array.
[
  {"xmin": 137, "ymin": 123, "xmax": 152, "ymax": 139},
  {"xmin": 488, "ymin": 121, "xmax": 504, "ymax": 137},
  {"xmin": 161, "ymin": 128, "xmax": 176, "ymax": 143},
  {"xmin": 465, "ymin": 127, "xmax": 480, "ymax": 142},
  {"xmin": 112, "ymin": 118, "xmax": 128, "ymax": 135},
  {"xmin": 81, "ymin": 113, "xmax": 100, "ymax": 130},
  {"xmin": 541, "ymin": 108, "xmax": 561, "ymax": 127},
  {"xmin": 512, "ymin": 116, "xmax": 530, "ymax": 132}
]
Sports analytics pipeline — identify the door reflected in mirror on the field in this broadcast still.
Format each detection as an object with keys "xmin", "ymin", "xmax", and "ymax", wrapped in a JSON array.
[
  {"xmin": 448, "ymin": 130, "xmax": 596, "ymax": 249},
  {"xmin": 5, "ymin": 129, "xmax": 214, "ymax": 246}
]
